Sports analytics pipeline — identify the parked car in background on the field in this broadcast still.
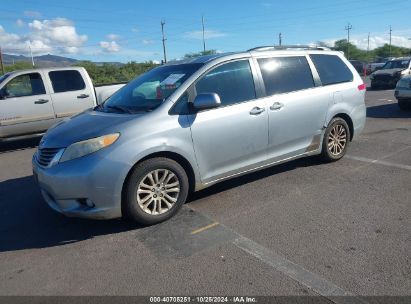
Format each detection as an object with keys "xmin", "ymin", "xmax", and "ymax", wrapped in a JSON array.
[
  {"xmin": 394, "ymin": 75, "xmax": 411, "ymax": 110},
  {"xmin": 0, "ymin": 67, "xmax": 125, "ymax": 141},
  {"xmin": 349, "ymin": 60, "xmax": 367, "ymax": 76},
  {"xmin": 366, "ymin": 57, "xmax": 391, "ymax": 75},
  {"xmin": 32, "ymin": 46, "xmax": 366, "ymax": 225},
  {"xmin": 370, "ymin": 57, "xmax": 411, "ymax": 89}
]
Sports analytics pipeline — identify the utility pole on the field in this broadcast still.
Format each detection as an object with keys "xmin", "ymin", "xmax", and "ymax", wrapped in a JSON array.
[
  {"xmin": 389, "ymin": 25, "xmax": 392, "ymax": 58},
  {"xmin": 202, "ymin": 15, "xmax": 206, "ymax": 54},
  {"xmin": 278, "ymin": 32, "xmax": 282, "ymax": 46},
  {"xmin": 345, "ymin": 23, "xmax": 352, "ymax": 59},
  {"xmin": 0, "ymin": 47, "xmax": 4, "ymax": 75},
  {"xmin": 161, "ymin": 20, "xmax": 167, "ymax": 64},
  {"xmin": 367, "ymin": 32, "xmax": 370, "ymax": 63},
  {"xmin": 29, "ymin": 42, "xmax": 35, "ymax": 67}
]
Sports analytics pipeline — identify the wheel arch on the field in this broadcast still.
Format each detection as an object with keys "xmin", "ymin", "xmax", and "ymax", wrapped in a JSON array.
[
  {"xmin": 121, "ymin": 151, "xmax": 197, "ymax": 212},
  {"xmin": 332, "ymin": 113, "xmax": 354, "ymax": 141}
]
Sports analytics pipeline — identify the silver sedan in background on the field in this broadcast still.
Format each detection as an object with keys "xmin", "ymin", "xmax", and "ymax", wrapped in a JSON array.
[{"xmin": 395, "ymin": 75, "xmax": 411, "ymax": 110}]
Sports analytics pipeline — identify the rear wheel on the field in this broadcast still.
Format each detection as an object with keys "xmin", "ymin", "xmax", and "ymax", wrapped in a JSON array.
[
  {"xmin": 321, "ymin": 118, "xmax": 350, "ymax": 162},
  {"xmin": 398, "ymin": 99, "xmax": 411, "ymax": 111},
  {"xmin": 123, "ymin": 157, "xmax": 189, "ymax": 225}
]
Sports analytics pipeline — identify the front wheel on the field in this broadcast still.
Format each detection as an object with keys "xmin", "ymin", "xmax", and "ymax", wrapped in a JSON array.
[
  {"xmin": 123, "ymin": 157, "xmax": 189, "ymax": 225},
  {"xmin": 320, "ymin": 118, "xmax": 350, "ymax": 162}
]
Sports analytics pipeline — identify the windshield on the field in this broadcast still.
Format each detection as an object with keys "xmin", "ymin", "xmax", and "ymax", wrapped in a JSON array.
[
  {"xmin": 99, "ymin": 63, "xmax": 203, "ymax": 113},
  {"xmin": 382, "ymin": 60, "xmax": 410, "ymax": 70},
  {"xmin": 0, "ymin": 73, "xmax": 11, "ymax": 86}
]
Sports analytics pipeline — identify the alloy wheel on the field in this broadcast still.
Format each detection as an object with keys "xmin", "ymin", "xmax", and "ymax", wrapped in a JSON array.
[
  {"xmin": 327, "ymin": 124, "xmax": 347, "ymax": 156},
  {"xmin": 136, "ymin": 169, "xmax": 180, "ymax": 215}
]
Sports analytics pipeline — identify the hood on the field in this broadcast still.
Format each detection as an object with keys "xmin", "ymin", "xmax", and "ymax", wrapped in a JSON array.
[
  {"xmin": 372, "ymin": 68, "xmax": 403, "ymax": 76},
  {"xmin": 40, "ymin": 109, "xmax": 141, "ymax": 148}
]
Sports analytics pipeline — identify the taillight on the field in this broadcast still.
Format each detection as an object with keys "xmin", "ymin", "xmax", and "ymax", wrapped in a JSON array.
[
  {"xmin": 156, "ymin": 87, "xmax": 162, "ymax": 99},
  {"xmin": 357, "ymin": 83, "xmax": 366, "ymax": 91}
]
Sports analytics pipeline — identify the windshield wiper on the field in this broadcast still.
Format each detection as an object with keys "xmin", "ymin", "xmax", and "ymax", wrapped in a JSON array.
[{"xmin": 106, "ymin": 105, "xmax": 133, "ymax": 114}]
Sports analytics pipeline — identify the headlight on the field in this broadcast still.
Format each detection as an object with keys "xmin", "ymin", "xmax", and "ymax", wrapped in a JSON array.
[
  {"xmin": 60, "ymin": 133, "xmax": 120, "ymax": 163},
  {"xmin": 370, "ymin": 74, "xmax": 374, "ymax": 80}
]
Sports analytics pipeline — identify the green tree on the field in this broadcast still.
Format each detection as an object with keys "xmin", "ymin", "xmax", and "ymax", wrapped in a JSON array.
[
  {"xmin": 184, "ymin": 50, "xmax": 217, "ymax": 58},
  {"xmin": 74, "ymin": 61, "xmax": 158, "ymax": 85},
  {"xmin": 4, "ymin": 62, "xmax": 33, "ymax": 73},
  {"xmin": 374, "ymin": 44, "xmax": 410, "ymax": 58}
]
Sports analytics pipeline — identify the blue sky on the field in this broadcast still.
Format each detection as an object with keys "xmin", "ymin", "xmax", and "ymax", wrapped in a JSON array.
[{"xmin": 1, "ymin": 0, "xmax": 411, "ymax": 62}]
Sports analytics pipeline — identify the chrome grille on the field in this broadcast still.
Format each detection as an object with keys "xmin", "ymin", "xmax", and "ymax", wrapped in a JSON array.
[{"xmin": 36, "ymin": 148, "xmax": 61, "ymax": 167}]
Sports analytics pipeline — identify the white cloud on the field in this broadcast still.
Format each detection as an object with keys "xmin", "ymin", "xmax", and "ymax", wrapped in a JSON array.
[
  {"xmin": 100, "ymin": 41, "xmax": 120, "ymax": 53},
  {"xmin": 107, "ymin": 34, "xmax": 120, "ymax": 41},
  {"xmin": 16, "ymin": 19, "xmax": 24, "ymax": 27},
  {"xmin": 24, "ymin": 10, "xmax": 41, "ymax": 18},
  {"xmin": 184, "ymin": 30, "xmax": 227, "ymax": 40},
  {"xmin": 142, "ymin": 39, "xmax": 155, "ymax": 45},
  {"xmin": 323, "ymin": 32, "xmax": 411, "ymax": 50},
  {"xmin": 0, "ymin": 18, "xmax": 88, "ymax": 55},
  {"xmin": 132, "ymin": 27, "xmax": 139, "ymax": 33}
]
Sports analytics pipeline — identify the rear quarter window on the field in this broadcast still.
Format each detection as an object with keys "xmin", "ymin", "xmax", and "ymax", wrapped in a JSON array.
[
  {"xmin": 257, "ymin": 56, "xmax": 315, "ymax": 95},
  {"xmin": 310, "ymin": 54, "xmax": 353, "ymax": 86},
  {"xmin": 49, "ymin": 70, "xmax": 86, "ymax": 93}
]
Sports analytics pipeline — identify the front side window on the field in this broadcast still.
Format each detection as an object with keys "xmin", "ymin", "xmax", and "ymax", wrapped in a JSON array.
[
  {"xmin": 195, "ymin": 60, "xmax": 256, "ymax": 107},
  {"xmin": 101, "ymin": 63, "xmax": 202, "ymax": 114},
  {"xmin": 49, "ymin": 70, "xmax": 86, "ymax": 93},
  {"xmin": 310, "ymin": 54, "xmax": 353, "ymax": 86},
  {"xmin": 381, "ymin": 60, "xmax": 410, "ymax": 70},
  {"xmin": 3, "ymin": 73, "xmax": 46, "ymax": 97},
  {"xmin": 258, "ymin": 56, "xmax": 315, "ymax": 95}
]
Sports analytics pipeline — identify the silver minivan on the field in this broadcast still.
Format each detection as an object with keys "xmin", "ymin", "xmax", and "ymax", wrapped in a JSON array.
[{"xmin": 32, "ymin": 47, "xmax": 366, "ymax": 225}]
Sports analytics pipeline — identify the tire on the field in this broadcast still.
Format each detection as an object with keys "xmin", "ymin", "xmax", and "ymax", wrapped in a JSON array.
[
  {"xmin": 398, "ymin": 99, "xmax": 411, "ymax": 111},
  {"xmin": 320, "ymin": 118, "xmax": 351, "ymax": 162},
  {"xmin": 123, "ymin": 157, "xmax": 189, "ymax": 225}
]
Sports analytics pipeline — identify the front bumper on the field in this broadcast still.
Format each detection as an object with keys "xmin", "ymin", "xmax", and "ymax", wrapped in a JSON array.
[
  {"xmin": 32, "ymin": 150, "xmax": 129, "ymax": 220},
  {"xmin": 395, "ymin": 88, "xmax": 411, "ymax": 100},
  {"xmin": 371, "ymin": 75, "xmax": 399, "ymax": 87}
]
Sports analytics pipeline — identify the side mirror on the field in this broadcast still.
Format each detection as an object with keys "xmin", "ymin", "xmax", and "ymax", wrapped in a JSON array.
[
  {"xmin": 0, "ymin": 89, "xmax": 6, "ymax": 100},
  {"xmin": 193, "ymin": 93, "xmax": 221, "ymax": 110}
]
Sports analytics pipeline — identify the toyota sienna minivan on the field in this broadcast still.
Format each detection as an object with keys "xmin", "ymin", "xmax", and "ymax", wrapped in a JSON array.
[{"xmin": 33, "ymin": 46, "xmax": 366, "ymax": 225}]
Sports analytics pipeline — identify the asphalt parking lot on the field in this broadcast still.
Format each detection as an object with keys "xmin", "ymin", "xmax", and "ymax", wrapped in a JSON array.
[{"xmin": 0, "ymin": 88, "xmax": 410, "ymax": 302}]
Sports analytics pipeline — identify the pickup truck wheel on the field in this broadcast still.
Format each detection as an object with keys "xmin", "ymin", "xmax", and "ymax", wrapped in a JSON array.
[
  {"xmin": 321, "ymin": 118, "xmax": 350, "ymax": 162},
  {"xmin": 398, "ymin": 99, "xmax": 411, "ymax": 111},
  {"xmin": 123, "ymin": 157, "xmax": 189, "ymax": 225}
]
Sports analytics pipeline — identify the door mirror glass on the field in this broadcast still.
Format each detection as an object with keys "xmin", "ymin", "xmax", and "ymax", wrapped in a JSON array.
[
  {"xmin": 193, "ymin": 93, "xmax": 221, "ymax": 110},
  {"xmin": 0, "ymin": 89, "xmax": 7, "ymax": 100}
]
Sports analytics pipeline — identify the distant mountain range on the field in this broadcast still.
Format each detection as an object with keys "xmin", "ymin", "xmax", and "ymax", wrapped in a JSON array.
[{"xmin": 3, "ymin": 53, "xmax": 124, "ymax": 67}]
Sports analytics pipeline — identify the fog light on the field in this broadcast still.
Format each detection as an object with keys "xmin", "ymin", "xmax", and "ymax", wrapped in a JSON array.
[{"xmin": 85, "ymin": 199, "xmax": 95, "ymax": 208}]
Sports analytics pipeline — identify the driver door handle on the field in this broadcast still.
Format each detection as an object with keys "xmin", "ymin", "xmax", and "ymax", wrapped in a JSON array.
[
  {"xmin": 77, "ymin": 94, "xmax": 90, "ymax": 99},
  {"xmin": 34, "ymin": 99, "xmax": 49, "ymax": 104},
  {"xmin": 270, "ymin": 102, "xmax": 284, "ymax": 111},
  {"xmin": 250, "ymin": 107, "xmax": 265, "ymax": 115}
]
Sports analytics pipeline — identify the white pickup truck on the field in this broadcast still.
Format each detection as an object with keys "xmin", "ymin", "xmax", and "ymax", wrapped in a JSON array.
[{"xmin": 0, "ymin": 67, "xmax": 125, "ymax": 140}]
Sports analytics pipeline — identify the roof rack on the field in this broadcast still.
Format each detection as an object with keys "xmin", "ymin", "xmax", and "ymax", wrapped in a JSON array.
[{"xmin": 248, "ymin": 45, "xmax": 331, "ymax": 52}]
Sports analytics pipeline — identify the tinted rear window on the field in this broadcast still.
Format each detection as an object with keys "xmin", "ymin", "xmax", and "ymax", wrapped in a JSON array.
[
  {"xmin": 49, "ymin": 70, "xmax": 86, "ymax": 93},
  {"xmin": 258, "ymin": 56, "xmax": 314, "ymax": 95},
  {"xmin": 310, "ymin": 54, "xmax": 353, "ymax": 86}
]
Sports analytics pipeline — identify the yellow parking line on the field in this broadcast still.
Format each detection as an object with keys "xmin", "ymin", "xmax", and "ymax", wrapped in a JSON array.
[{"xmin": 190, "ymin": 222, "xmax": 219, "ymax": 235}]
